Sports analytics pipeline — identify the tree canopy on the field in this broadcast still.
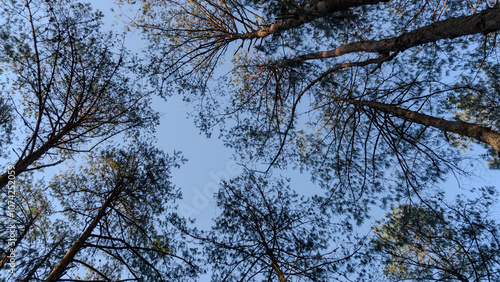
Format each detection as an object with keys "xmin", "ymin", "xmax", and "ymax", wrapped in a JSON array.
[
  {"xmin": 44, "ymin": 142, "xmax": 198, "ymax": 281},
  {"xmin": 371, "ymin": 187, "xmax": 500, "ymax": 281},
  {"xmin": 119, "ymin": 0, "xmax": 500, "ymax": 279},
  {"xmin": 194, "ymin": 172, "xmax": 362, "ymax": 281},
  {"xmin": 123, "ymin": 0, "xmax": 500, "ymax": 221},
  {"xmin": 0, "ymin": 0, "xmax": 158, "ymax": 189},
  {"xmin": 0, "ymin": 0, "xmax": 199, "ymax": 281},
  {"xmin": 1, "ymin": 0, "xmax": 500, "ymax": 280}
]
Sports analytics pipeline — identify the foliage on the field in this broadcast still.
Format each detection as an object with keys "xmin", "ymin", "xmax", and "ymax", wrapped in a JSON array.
[
  {"xmin": 3, "ymin": 142, "xmax": 200, "ymax": 281},
  {"xmin": 371, "ymin": 187, "xmax": 500, "ymax": 281},
  {"xmin": 0, "ymin": 0, "xmax": 499, "ymax": 280},
  {"xmin": 0, "ymin": 1, "xmax": 201, "ymax": 280},
  {"xmin": 110, "ymin": 0, "xmax": 500, "ymax": 279},
  {"xmin": 118, "ymin": 0, "xmax": 500, "ymax": 226},
  {"xmin": 195, "ymin": 172, "xmax": 363, "ymax": 281},
  {"xmin": 44, "ymin": 142, "xmax": 199, "ymax": 281},
  {"xmin": 0, "ymin": 172, "xmax": 71, "ymax": 281}
]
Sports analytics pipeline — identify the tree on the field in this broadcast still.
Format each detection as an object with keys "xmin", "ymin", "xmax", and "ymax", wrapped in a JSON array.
[
  {"xmin": 0, "ymin": 0, "xmax": 158, "ymax": 189},
  {"xmin": 2, "ymin": 142, "xmax": 201, "ymax": 281},
  {"xmin": 190, "ymin": 172, "xmax": 365, "ymax": 281},
  {"xmin": 121, "ymin": 0, "xmax": 500, "ymax": 220},
  {"xmin": 371, "ymin": 187, "xmax": 500, "ymax": 281}
]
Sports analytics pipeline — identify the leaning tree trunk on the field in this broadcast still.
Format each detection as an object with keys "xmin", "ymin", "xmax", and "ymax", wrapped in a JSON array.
[
  {"xmin": 0, "ymin": 120, "xmax": 82, "ymax": 190},
  {"xmin": 292, "ymin": 7, "xmax": 500, "ymax": 62},
  {"xmin": 44, "ymin": 190, "xmax": 119, "ymax": 282},
  {"xmin": 337, "ymin": 97, "xmax": 500, "ymax": 152},
  {"xmin": 237, "ymin": 0, "xmax": 390, "ymax": 39}
]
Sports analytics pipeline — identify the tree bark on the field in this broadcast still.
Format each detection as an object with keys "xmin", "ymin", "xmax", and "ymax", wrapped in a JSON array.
[
  {"xmin": 0, "ymin": 142, "xmax": 52, "ymax": 190},
  {"xmin": 236, "ymin": 0, "xmax": 389, "ymax": 39},
  {"xmin": 251, "ymin": 217, "xmax": 289, "ymax": 282},
  {"xmin": 337, "ymin": 97, "xmax": 500, "ymax": 152},
  {"xmin": 292, "ymin": 7, "xmax": 500, "ymax": 61}
]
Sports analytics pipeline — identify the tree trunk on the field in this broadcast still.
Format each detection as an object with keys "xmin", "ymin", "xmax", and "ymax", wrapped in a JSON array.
[
  {"xmin": 44, "ymin": 190, "xmax": 119, "ymax": 281},
  {"xmin": 0, "ymin": 122, "xmax": 78, "ymax": 189},
  {"xmin": 252, "ymin": 218, "xmax": 289, "ymax": 282},
  {"xmin": 0, "ymin": 143, "xmax": 51, "ymax": 190},
  {"xmin": 337, "ymin": 97, "xmax": 500, "ymax": 152},
  {"xmin": 292, "ymin": 7, "xmax": 500, "ymax": 61},
  {"xmin": 237, "ymin": 0, "xmax": 389, "ymax": 39}
]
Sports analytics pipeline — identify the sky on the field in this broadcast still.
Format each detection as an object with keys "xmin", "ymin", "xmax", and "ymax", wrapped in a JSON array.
[
  {"xmin": 86, "ymin": 1, "xmax": 232, "ymax": 223},
  {"xmin": 84, "ymin": 3, "xmax": 332, "ymax": 280}
]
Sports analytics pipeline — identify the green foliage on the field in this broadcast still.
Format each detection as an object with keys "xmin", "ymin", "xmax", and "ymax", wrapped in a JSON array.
[
  {"xmin": 448, "ymin": 57, "xmax": 500, "ymax": 168},
  {"xmin": 115, "ymin": 1, "xmax": 500, "ymax": 279},
  {"xmin": 372, "ymin": 188, "xmax": 500, "ymax": 281},
  {"xmin": 197, "ymin": 172, "xmax": 360, "ymax": 281},
  {"xmin": 0, "ymin": 172, "xmax": 72, "ymax": 281},
  {"xmin": 1, "ymin": 0, "xmax": 499, "ymax": 280},
  {"xmin": 0, "ymin": 0, "xmax": 199, "ymax": 280},
  {"xmin": 123, "ymin": 0, "xmax": 500, "ymax": 226}
]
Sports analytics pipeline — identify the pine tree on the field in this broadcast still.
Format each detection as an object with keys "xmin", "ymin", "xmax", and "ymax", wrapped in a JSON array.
[{"xmin": 0, "ymin": 0, "xmax": 158, "ymax": 189}]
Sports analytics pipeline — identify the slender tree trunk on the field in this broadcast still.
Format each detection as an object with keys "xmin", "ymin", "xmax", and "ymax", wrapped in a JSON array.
[
  {"xmin": 252, "ymin": 218, "xmax": 288, "ymax": 282},
  {"xmin": 44, "ymin": 190, "xmax": 119, "ymax": 281},
  {"xmin": 237, "ymin": 0, "xmax": 389, "ymax": 39},
  {"xmin": 337, "ymin": 97, "xmax": 500, "ymax": 152},
  {"xmin": 0, "ymin": 143, "xmax": 52, "ymax": 190},
  {"xmin": 292, "ymin": 7, "xmax": 500, "ymax": 61},
  {"xmin": 264, "ymin": 245, "xmax": 288, "ymax": 282}
]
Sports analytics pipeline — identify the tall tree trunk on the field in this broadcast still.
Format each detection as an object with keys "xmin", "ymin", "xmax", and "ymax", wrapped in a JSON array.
[
  {"xmin": 252, "ymin": 218, "xmax": 289, "ymax": 282},
  {"xmin": 0, "ymin": 121, "xmax": 79, "ymax": 189},
  {"xmin": 0, "ymin": 143, "xmax": 52, "ymax": 190},
  {"xmin": 337, "ymin": 97, "xmax": 500, "ymax": 152},
  {"xmin": 44, "ymin": 190, "xmax": 119, "ymax": 282},
  {"xmin": 237, "ymin": 0, "xmax": 389, "ymax": 39},
  {"xmin": 292, "ymin": 7, "xmax": 500, "ymax": 61}
]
